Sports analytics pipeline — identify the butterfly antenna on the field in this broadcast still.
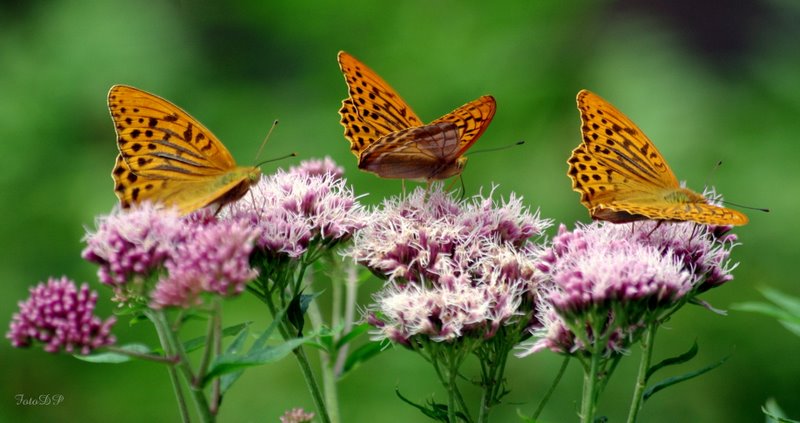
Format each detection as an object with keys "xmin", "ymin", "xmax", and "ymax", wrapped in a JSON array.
[
  {"xmin": 703, "ymin": 160, "xmax": 769, "ymax": 213},
  {"xmin": 458, "ymin": 175, "xmax": 467, "ymax": 201},
  {"xmin": 704, "ymin": 160, "xmax": 723, "ymax": 188},
  {"xmin": 465, "ymin": 140, "xmax": 525, "ymax": 156},
  {"xmin": 720, "ymin": 200, "xmax": 770, "ymax": 213},
  {"xmin": 255, "ymin": 152, "xmax": 297, "ymax": 168},
  {"xmin": 254, "ymin": 119, "xmax": 279, "ymax": 161}
]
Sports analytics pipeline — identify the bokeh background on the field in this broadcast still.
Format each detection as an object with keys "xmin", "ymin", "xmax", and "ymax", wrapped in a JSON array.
[{"xmin": 2, "ymin": 0, "xmax": 798, "ymax": 421}]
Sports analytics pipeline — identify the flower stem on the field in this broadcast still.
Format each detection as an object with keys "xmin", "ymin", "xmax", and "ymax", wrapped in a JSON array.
[
  {"xmin": 292, "ymin": 344, "xmax": 332, "ymax": 423},
  {"xmin": 626, "ymin": 322, "xmax": 657, "ymax": 423},
  {"xmin": 146, "ymin": 309, "xmax": 214, "ymax": 423},
  {"xmin": 533, "ymin": 356, "xmax": 570, "ymax": 420},
  {"xmin": 581, "ymin": 348, "xmax": 602, "ymax": 423}
]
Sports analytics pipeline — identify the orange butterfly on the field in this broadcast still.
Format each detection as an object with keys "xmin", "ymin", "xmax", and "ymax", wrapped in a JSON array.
[
  {"xmin": 568, "ymin": 89, "xmax": 748, "ymax": 226},
  {"xmin": 337, "ymin": 51, "xmax": 496, "ymax": 181},
  {"xmin": 108, "ymin": 85, "xmax": 261, "ymax": 215}
]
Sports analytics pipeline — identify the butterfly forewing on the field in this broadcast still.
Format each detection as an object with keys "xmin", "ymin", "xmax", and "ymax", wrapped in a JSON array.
[
  {"xmin": 576, "ymin": 90, "xmax": 678, "ymax": 189},
  {"xmin": 108, "ymin": 85, "xmax": 260, "ymax": 215},
  {"xmin": 109, "ymin": 85, "xmax": 236, "ymax": 179},
  {"xmin": 338, "ymin": 51, "xmax": 422, "ymax": 156},
  {"xmin": 568, "ymin": 89, "xmax": 748, "ymax": 226}
]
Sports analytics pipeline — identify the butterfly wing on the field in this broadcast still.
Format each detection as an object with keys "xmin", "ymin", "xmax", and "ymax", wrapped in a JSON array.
[
  {"xmin": 112, "ymin": 154, "xmax": 258, "ymax": 215},
  {"xmin": 569, "ymin": 90, "xmax": 747, "ymax": 225},
  {"xmin": 108, "ymin": 85, "xmax": 259, "ymax": 214},
  {"xmin": 358, "ymin": 122, "xmax": 462, "ymax": 180},
  {"xmin": 109, "ymin": 85, "xmax": 237, "ymax": 178},
  {"xmin": 430, "ymin": 95, "xmax": 496, "ymax": 157},
  {"xmin": 338, "ymin": 51, "xmax": 423, "ymax": 157}
]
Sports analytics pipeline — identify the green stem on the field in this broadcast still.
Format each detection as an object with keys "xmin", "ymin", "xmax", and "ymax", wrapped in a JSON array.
[
  {"xmin": 254, "ymin": 271, "xmax": 331, "ymax": 423},
  {"xmin": 626, "ymin": 323, "xmax": 657, "ymax": 423},
  {"xmin": 293, "ymin": 345, "xmax": 332, "ymax": 423},
  {"xmin": 146, "ymin": 309, "xmax": 214, "ymax": 423},
  {"xmin": 581, "ymin": 348, "xmax": 602, "ymax": 423},
  {"xmin": 532, "ymin": 356, "xmax": 570, "ymax": 420}
]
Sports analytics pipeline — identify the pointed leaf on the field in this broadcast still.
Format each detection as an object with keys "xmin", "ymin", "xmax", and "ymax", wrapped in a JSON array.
[
  {"xmin": 342, "ymin": 342, "xmax": 385, "ymax": 376},
  {"xmin": 643, "ymin": 353, "xmax": 730, "ymax": 402},
  {"xmin": 203, "ymin": 337, "xmax": 308, "ymax": 385},
  {"xmin": 220, "ymin": 311, "xmax": 286, "ymax": 394},
  {"xmin": 183, "ymin": 322, "xmax": 250, "ymax": 353},
  {"xmin": 760, "ymin": 287, "xmax": 800, "ymax": 317},
  {"xmin": 394, "ymin": 388, "xmax": 449, "ymax": 422},
  {"xmin": 336, "ymin": 323, "xmax": 372, "ymax": 350},
  {"xmin": 763, "ymin": 398, "xmax": 800, "ymax": 423},
  {"xmin": 646, "ymin": 341, "xmax": 699, "ymax": 381},
  {"xmin": 75, "ymin": 343, "xmax": 152, "ymax": 363}
]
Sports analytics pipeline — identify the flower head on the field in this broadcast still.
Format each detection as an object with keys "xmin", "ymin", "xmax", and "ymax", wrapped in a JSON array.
[
  {"xmin": 82, "ymin": 203, "xmax": 181, "ymax": 288},
  {"xmin": 150, "ymin": 217, "xmax": 259, "ymax": 308},
  {"xmin": 352, "ymin": 185, "xmax": 551, "ymax": 343},
  {"xmin": 7, "ymin": 277, "xmax": 116, "ymax": 354},
  {"xmin": 225, "ymin": 160, "xmax": 364, "ymax": 257},
  {"xmin": 520, "ymin": 220, "xmax": 740, "ymax": 357},
  {"xmin": 287, "ymin": 156, "xmax": 345, "ymax": 180},
  {"xmin": 280, "ymin": 408, "xmax": 315, "ymax": 423}
]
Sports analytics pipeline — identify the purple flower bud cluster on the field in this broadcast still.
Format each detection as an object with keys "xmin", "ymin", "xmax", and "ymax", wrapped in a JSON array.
[
  {"xmin": 150, "ymin": 215, "xmax": 259, "ymax": 308},
  {"xmin": 225, "ymin": 161, "xmax": 364, "ymax": 257},
  {"xmin": 521, "ymin": 220, "xmax": 739, "ymax": 356},
  {"xmin": 7, "ymin": 277, "xmax": 116, "ymax": 354},
  {"xmin": 279, "ymin": 408, "xmax": 315, "ymax": 423},
  {"xmin": 82, "ymin": 203, "xmax": 182, "ymax": 288},
  {"xmin": 354, "ymin": 186, "xmax": 552, "ymax": 343}
]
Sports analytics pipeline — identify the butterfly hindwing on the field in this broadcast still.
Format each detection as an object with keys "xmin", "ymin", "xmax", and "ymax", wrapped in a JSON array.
[
  {"xmin": 358, "ymin": 122, "xmax": 462, "ymax": 180},
  {"xmin": 431, "ymin": 95, "xmax": 496, "ymax": 156}
]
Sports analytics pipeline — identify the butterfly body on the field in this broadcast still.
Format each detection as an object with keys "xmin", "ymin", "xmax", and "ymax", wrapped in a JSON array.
[
  {"xmin": 108, "ymin": 85, "xmax": 261, "ymax": 215},
  {"xmin": 337, "ymin": 51, "xmax": 495, "ymax": 181},
  {"xmin": 568, "ymin": 89, "xmax": 748, "ymax": 226}
]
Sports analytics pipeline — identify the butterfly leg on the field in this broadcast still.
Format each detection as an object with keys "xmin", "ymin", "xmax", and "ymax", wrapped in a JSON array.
[{"xmin": 645, "ymin": 220, "xmax": 665, "ymax": 237}]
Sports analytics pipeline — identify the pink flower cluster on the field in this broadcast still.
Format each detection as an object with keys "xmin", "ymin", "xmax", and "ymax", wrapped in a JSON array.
[
  {"xmin": 521, "ymin": 220, "xmax": 739, "ymax": 356},
  {"xmin": 7, "ymin": 277, "xmax": 116, "ymax": 354},
  {"xmin": 225, "ymin": 163, "xmax": 364, "ymax": 258},
  {"xmin": 353, "ymin": 186, "xmax": 551, "ymax": 343}
]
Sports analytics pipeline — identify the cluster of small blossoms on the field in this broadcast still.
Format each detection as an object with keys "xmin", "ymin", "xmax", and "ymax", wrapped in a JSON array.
[
  {"xmin": 7, "ymin": 277, "xmax": 116, "ymax": 354},
  {"xmin": 279, "ymin": 408, "xmax": 315, "ymax": 423},
  {"xmin": 224, "ymin": 160, "xmax": 364, "ymax": 259},
  {"xmin": 520, "ymin": 220, "xmax": 739, "ymax": 356},
  {"xmin": 81, "ymin": 203, "xmax": 182, "ymax": 289},
  {"xmin": 150, "ymin": 212, "xmax": 260, "ymax": 308},
  {"xmin": 82, "ymin": 205, "xmax": 260, "ymax": 307},
  {"xmin": 352, "ymin": 186, "xmax": 552, "ymax": 344}
]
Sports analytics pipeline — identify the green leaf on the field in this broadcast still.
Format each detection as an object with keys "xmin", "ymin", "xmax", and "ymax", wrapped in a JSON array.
[
  {"xmin": 760, "ymin": 287, "xmax": 800, "ymax": 317},
  {"xmin": 203, "ymin": 337, "xmax": 308, "ymax": 385},
  {"xmin": 643, "ymin": 353, "xmax": 730, "ymax": 402},
  {"xmin": 220, "ymin": 310, "xmax": 287, "ymax": 394},
  {"xmin": 763, "ymin": 398, "xmax": 800, "ymax": 423},
  {"xmin": 646, "ymin": 341, "xmax": 699, "ymax": 381},
  {"xmin": 394, "ymin": 388, "xmax": 451, "ymax": 422},
  {"xmin": 183, "ymin": 322, "xmax": 251, "ymax": 354},
  {"xmin": 342, "ymin": 341, "xmax": 385, "ymax": 376},
  {"xmin": 75, "ymin": 343, "xmax": 152, "ymax": 363},
  {"xmin": 335, "ymin": 322, "xmax": 372, "ymax": 350}
]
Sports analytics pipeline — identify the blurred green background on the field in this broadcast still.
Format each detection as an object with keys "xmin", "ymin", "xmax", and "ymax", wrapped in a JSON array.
[{"xmin": 2, "ymin": 0, "xmax": 798, "ymax": 421}]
